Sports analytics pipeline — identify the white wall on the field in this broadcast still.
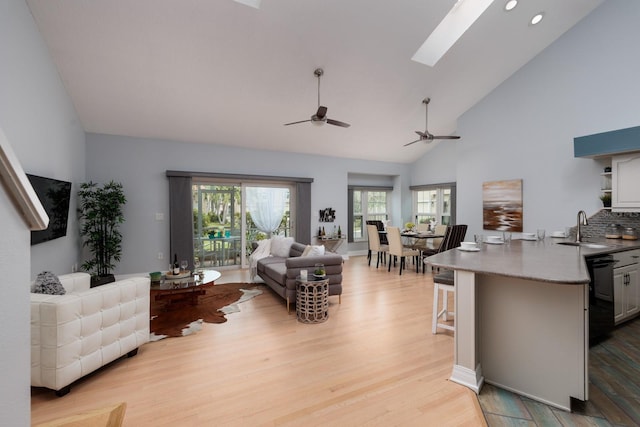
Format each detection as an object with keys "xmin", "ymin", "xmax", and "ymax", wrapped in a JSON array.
[
  {"xmin": 85, "ymin": 133, "xmax": 410, "ymax": 273},
  {"xmin": 0, "ymin": 1, "xmax": 85, "ymax": 424},
  {"xmin": 412, "ymin": 0, "xmax": 640, "ymax": 239}
]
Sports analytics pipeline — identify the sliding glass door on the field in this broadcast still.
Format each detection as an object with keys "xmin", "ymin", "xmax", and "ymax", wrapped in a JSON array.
[
  {"xmin": 192, "ymin": 181, "xmax": 293, "ymax": 269},
  {"xmin": 193, "ymin": 183, "xmax": 242, "ymax": 268}
]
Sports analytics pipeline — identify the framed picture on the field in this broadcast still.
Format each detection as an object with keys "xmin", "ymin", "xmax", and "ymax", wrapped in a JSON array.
[{"xmin": 482, "ymin": 179, "xmax": 523, "ymax": 232}]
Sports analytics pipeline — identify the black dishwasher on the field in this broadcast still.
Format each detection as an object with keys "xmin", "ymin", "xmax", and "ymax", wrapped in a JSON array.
[{"xmin": 586, "ymin": 255, "xmax": 616, "ymax": 346}]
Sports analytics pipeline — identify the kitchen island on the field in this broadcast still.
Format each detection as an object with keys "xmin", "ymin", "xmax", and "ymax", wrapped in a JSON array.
[{"xmin": 426, "ymin": 237, "xmax": 640, "ymax": 411}]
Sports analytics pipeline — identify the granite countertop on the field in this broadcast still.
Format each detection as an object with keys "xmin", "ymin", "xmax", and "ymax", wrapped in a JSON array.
[{"xmin": 425, "ymin": 237, "xmax": 640, "ymax": 284}]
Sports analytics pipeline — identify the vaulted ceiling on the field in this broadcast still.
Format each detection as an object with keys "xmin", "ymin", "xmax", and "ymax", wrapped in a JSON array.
[{"xmin": 27, "ymin": 0, "xmax": 603, "ymax": 163}]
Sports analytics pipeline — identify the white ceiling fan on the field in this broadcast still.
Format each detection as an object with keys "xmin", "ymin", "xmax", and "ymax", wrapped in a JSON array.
[{"xmin": 404, "ymin": 98, "xmax": 460, "ymax": 146}]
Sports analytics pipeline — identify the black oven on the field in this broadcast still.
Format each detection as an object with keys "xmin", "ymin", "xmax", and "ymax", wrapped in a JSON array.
[{"xmin": 586, "ymin": 255, "xmax": 616, "ymax": 346}]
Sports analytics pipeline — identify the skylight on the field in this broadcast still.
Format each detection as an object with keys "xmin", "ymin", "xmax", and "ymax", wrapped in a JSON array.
[
  {"xmin": 412, "ymin": 0, "xmax": 496, "ymax": 67},
  {"xmin": 233, "ymin": 0, "xmax": 261, "ymax": 9}
]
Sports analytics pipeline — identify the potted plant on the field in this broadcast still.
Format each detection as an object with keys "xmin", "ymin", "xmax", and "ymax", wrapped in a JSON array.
[
  {"xmin": 600, "ymin": 193, "xmax": 612, "ymax": 208},
  {"xmin": 78, "ymin": 181, "xmax": 127, "ymax": 287},
  {"xmin": 405, "ymin": 222, "xmax": 415, "ymax": 232}
]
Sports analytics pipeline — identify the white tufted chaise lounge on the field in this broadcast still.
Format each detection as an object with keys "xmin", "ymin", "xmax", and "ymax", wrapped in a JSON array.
[{"xmin": 30, "ymin": 272, "xmax": 150, "ymax": 396}]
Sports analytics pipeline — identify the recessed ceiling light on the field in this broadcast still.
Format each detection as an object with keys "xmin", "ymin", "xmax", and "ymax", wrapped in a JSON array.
[
  {"xmin": 412, "ymin": 0, "xmax": 496, "ymax": 67},
  {"xmin": 504, "ymin": 0, "xmax": 518, "ymax": 11},
  {"xmin": 530, "ymin": 12, "xmax": 544, "ymax": 25}
]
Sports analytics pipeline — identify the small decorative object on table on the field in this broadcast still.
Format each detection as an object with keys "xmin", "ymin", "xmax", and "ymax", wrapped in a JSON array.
[
  {"xmin": 149, "ymin": 271, "xmax": 162, "ymax": 283},
  {"xmin": 313, "ymin": 263, "xmax": 326, "ymax": 278}
]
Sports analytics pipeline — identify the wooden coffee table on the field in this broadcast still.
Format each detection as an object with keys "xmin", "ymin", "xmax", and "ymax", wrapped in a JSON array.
[{"xmin": 150, "ymin": 270, "xmax": 221, "ymax": 308}]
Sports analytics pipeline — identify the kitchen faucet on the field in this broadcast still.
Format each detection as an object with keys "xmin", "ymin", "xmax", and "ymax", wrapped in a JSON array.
[{"xmin": 576, "ymin": 210, "xmax": 588, "ymax": 242}]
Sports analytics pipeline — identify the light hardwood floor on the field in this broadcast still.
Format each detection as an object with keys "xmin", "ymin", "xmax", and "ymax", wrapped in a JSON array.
[{"xmin": 31, "ymin": 257, "xmax": 486, "ymax": 426}]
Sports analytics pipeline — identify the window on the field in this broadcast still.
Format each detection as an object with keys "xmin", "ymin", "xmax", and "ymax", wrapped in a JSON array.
[
  {"xmin": 411, "ymin": 183, "xmax": 456, "ymax": 227},
  {"xmin": 350, "ymin": 188, "xmax": 390, "ymax": 242}
]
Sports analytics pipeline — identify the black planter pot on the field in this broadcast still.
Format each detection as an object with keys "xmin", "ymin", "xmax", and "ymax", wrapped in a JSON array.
[{"xmin": 91, "ymin": 274, "xmax": 116, "ymax": 288}]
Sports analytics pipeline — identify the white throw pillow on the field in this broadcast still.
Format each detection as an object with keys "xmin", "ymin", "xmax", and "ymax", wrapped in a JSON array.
[
  {"xmin": 270, "ymin": 237, "xmax": 294, "ymax": 258},
  {"xmin": 301, "ymin": 245, "xmax": 312, "ymax": 257},
  {"xmin": 303, "ymin": 245, "xmax": 325, "ymax": 256}
]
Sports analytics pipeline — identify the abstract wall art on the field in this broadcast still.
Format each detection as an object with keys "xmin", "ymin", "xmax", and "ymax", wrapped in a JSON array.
[{"xmin": 482, "ymin": 179, "xmax": 523, "ymax": 232}]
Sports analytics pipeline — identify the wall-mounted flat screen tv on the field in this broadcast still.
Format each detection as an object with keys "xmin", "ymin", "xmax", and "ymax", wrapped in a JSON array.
[{"xmin": 27, "ymin": 174, "xmax": 72, "ymax": 245}]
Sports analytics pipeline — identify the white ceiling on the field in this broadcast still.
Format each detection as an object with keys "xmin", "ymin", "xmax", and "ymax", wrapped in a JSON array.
[{"xmin": 26, "ymin": 0, "xmax": 603, "ymax": 163}]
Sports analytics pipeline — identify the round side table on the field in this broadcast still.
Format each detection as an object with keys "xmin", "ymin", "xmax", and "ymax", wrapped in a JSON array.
[{"xmin": 296, "ymin": 276, "xmax": 329, "ymax": 323}]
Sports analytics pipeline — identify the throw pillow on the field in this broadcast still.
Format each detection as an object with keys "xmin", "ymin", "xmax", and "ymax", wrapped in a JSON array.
[
  {"xmin": 32, "ymin": 271, "xmax": 66, "ymax": 295},
  {"xmin": 270, "ymin": 236, "xmax": 294, "ymax": 258},
  {"xmin": 303, "ymin": 245, "xmax": 325, "ymax": 257},
  {"xmin": 301, "ymin": 245, "xmax": 313, "ymax": 257}
]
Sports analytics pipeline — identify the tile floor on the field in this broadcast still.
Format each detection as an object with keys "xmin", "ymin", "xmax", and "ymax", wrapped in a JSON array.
[{"xmin": 478, "ymin": 317, "xmax": 640, "ymax": 426}]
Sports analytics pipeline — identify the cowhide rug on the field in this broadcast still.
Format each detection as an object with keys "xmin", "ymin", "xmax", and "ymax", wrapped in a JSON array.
[{"xmin": 150, "ymin": 282, "xmax": 262, "ymax": 340}]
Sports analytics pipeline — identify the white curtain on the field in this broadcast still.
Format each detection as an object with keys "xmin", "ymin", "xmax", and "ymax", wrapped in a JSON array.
[{"xmin": 246, "ymin": 187, "xmax": 288, "ymax": 234}]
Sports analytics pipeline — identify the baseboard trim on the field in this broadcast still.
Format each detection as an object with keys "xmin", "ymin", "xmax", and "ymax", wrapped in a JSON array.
[{"xmin": 450, "ymin": 364, "xmax": 484, "ymax": 394}]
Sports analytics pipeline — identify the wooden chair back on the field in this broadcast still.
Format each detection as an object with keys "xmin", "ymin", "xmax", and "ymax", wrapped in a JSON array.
[
  {"xmin": 436, "ymin": 225, "xmax": 468, "ymax": 253},
  {"xmin": 34, "ymin": 402, "xmax": 126, "ymax": 427}
]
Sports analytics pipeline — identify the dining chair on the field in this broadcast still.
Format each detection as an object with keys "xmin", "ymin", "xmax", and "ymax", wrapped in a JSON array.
[
  {"xmin": 422, "ymin": 224, "xmax": 468, "ymax": 273},
  {"xmin": 366, "ymin": 224, "xmax": 388, "ymax": 268},
  {"xmin": 408, "ymin": 223, "xmax": 431, "ymax": 252},
  {"xmin": 366, "ymin": 220, "xmax": 388, "ymax": 244},
  {"xmin": 427, "ymin": 224, "xmax": 448, "ymax": 251},
  {"xmin": 386, "ymin": 226, "xmax": 420, "ymax": 275}
]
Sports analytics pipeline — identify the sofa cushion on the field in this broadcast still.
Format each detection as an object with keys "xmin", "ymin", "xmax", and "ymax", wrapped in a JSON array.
[
  {"xmin": 270, "ymin": 237, "xmax": 294, "ymax": 257},
  {"xmin": 32, "ymin": 271, "xmax": 66, "ymax": 295},
  {"xmin": 263, "ymin": 262, "xmax": 287, "ymax": 288}
]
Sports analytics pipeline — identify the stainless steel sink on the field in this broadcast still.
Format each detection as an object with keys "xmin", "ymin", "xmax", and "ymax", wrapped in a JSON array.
[{"xmin": 556, "ymin": 242, "xmax": 610, "ymax": 249}]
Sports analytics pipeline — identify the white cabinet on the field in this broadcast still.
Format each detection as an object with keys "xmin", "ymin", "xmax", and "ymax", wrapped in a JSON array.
[
  {"xmin": 612, "ymin": 154, "xmax": 640, "ymax": 212},
  {"xmin": 613, "ymin": 250, "xmax": 640, "ymax": 325}
]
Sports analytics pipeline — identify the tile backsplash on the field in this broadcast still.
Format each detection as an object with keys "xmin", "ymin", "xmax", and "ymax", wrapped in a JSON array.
[{"xmin": 566, "ymin": 210, "xmax": 640, "ymax": 239}]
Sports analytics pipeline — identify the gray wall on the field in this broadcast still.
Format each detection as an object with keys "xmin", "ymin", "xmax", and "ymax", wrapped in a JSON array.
[
  {"xmin": 86, "ymin": 133, "xmax": 410, "ymax": 273},
  {"xmin": 0, "ymin": 0, "xmax": 85, "ymax": 425},
  {"xmin": 411, "ymin": 0, "xmax": 639, "ymax": 239}
]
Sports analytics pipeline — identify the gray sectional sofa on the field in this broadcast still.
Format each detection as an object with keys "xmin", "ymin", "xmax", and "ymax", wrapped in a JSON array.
[{"xmin": 256, "ymin": 241, "xmax": 343, "ymax": 312}]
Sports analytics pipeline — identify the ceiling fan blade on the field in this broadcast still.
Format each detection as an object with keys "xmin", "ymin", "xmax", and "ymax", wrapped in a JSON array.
[
  {"xmin": 316, "ymin": 106, "xmax": 328, "ymax": 119},
  {"xmin": 327, "ymin": 118, "xmax": 350, "ymax": 128},
  {"xmin": 432, "ymin": 135, "xmax": 461, "ymax": 140},
  {"xmin": 403, "ymin": 139, "xmax": 423, "ymax": 147},
  {"xmin": 284, "ymin": 119, "xmax": 311, "ymax": 126}
]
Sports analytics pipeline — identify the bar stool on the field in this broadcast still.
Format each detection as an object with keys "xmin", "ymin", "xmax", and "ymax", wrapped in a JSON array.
[{"xmin": 432, "ymin": 270, "xmax": 455, "ymax": 334}]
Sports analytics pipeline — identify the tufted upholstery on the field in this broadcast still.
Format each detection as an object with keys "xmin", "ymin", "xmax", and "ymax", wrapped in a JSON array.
[{"xmin": 31, "ymin": 272, "xmax": 150, "ymax": 396}]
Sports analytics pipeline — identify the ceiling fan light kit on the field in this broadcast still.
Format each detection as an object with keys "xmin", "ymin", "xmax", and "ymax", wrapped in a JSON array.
[
  {"xmin": 284, "ymin": 68, "xmax": 350, "ymax": 128},
  {"xmin": 404, "ymin": 98, "xmax": 461, "ymax": 147}
]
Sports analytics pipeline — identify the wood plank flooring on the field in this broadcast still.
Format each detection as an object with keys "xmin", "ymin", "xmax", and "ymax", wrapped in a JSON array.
[{"xmin": 31, "ymin": 257, "xmax": 486, "ymax": 426}]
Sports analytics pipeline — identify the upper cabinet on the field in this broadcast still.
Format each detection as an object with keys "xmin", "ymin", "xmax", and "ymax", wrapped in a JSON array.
[
  {"xmin": 574, "ymin": 126, "xmax": 640, "ymax": 158},
  {"xmin": 574, "ymin": 126, "xmax": 640, "ymax": 212},
  {"xmin": 612, "ymin": 154, "xmax": 640, "ymax": 212}
]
